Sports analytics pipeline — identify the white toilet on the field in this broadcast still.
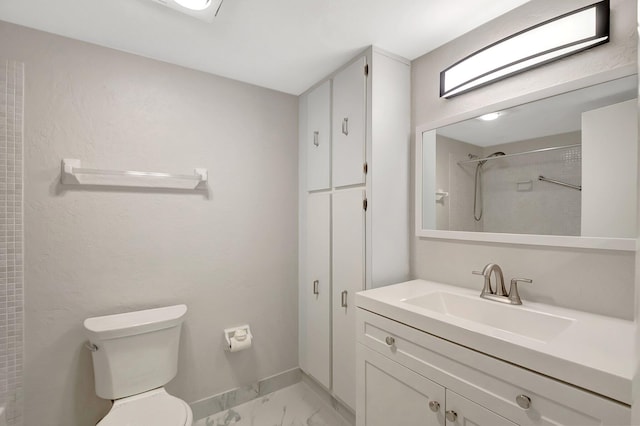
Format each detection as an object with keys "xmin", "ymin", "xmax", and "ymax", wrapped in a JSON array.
[{"xmin": 84, "ymin": 304, "xmax": 193, "ymax": 426}]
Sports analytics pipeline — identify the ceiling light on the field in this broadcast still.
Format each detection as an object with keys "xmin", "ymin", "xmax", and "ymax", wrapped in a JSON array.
[
  {"xmin": 173, "ymin": 0, "xmax": 211, "ymax": 11},
  {"xmin": 440, "ymin": 0, "xmax": 610, "ymax": 98},
  {"xmin": 477, "ymin": 112, "xmax": 502, "ymax": 121},
  {"xmin": 148, "ymin": 0, "xmax": 223, "ymax": 22}
]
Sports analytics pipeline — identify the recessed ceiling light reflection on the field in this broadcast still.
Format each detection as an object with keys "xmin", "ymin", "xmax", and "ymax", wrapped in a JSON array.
[
  {"xmin": 477, "ymin": 112, "xmax": 502, "ymax": 121},
  {"xmin": 174, "ymin": 0, "xmax": 211, "ymax": 11}
]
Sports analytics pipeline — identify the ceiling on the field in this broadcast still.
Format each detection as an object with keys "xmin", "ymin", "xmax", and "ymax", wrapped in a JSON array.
[
  {"xmin": 0, "ymin": 0, "xmax": 531, "ymax": 95},
  {"xmin": 438, "ymin": 75, "xmax": 638, "ymax": 147}
]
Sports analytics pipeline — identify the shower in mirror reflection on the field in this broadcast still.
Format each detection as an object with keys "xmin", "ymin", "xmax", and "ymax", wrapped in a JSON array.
[{"xmin": 469, "ymin": 151, "xmax": 505, "ymax": 221}]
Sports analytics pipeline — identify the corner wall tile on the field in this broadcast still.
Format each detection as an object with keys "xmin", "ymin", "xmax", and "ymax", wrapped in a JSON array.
[{"xmin": 0, "ymin": 60, "xmax": 24, "ymax": 426}]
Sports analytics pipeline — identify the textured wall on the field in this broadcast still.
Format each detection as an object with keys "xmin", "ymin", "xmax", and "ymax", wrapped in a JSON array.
[
  {"xmin": 0, "ymin": 60, "xmax": 24, "ymax": 426},
  {"xmin": 0, "ymin": 21, "xmax": 299, "ymax": 426},
  {"xmin": 411, "ymin": 0, "xmax": 638, "ymax": 319}
]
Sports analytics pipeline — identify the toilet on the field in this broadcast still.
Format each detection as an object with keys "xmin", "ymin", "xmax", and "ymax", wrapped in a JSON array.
[{"xmin": 84, "ymin": 304, "xmax": 193, "ymax": 426}]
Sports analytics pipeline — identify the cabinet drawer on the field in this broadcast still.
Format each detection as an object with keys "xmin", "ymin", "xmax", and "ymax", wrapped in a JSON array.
[{"xmin": 357, "ymin": 308, "xmax": 630, "ymax": 426}]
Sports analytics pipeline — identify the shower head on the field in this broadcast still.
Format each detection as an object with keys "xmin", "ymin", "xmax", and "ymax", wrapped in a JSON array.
[{"xmin": 479, "ymin": 151, "xmax": 505, "ymax": 166}]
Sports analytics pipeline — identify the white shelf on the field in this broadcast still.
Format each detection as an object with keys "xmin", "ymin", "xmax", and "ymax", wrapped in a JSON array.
[{"xmin": 61, "ymin": 159, "xmax": 208, "ymax": 190}]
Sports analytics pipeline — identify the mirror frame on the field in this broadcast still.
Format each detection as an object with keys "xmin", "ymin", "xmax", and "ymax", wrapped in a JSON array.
[{"xmin": 415, "ymin": 67, "xmax": 637, "ymax": 251}]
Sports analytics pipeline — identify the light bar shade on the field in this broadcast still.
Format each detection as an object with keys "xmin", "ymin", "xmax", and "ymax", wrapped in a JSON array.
[{"xmin": 440, "ymin": 0, "xmax": 610, "ymax": 98}]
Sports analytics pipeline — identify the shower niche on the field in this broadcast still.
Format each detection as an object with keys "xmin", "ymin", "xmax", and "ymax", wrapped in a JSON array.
[{"xmin": 417, "ymin": 74, "xmax": 638, "ymax": 250}]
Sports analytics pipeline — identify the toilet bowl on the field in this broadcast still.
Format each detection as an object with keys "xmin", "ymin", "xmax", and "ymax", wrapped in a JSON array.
[
  {"xmin": 98, "ymin": 388, "xmax": 193, "ymax": 426},
  {"xmin": 84, "ymin": 304, "xmax": 193, "ymax": 426}
]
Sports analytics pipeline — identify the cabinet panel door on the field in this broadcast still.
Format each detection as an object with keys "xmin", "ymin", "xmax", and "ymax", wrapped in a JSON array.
[
  {"xmin": 306, "ymin": 80, "xmax": 331, "ymax": 191},
  {"xmin": 357, "ymin": 344, "xmax": 445, "ymax": 426},
  {"xmin": 445, "ymin": 390, "xmax": 517, "ymax": 426},
  {"xmin": 332, "ymin": 188, "xmax": 365, "ymax": 409},
  {"xmin": 332, "ymin": 56, "xmax": 366, "ymax": 187},
  {"xmin": 303, "ymin": 193, "xmax": 331, "ymax": 388}
]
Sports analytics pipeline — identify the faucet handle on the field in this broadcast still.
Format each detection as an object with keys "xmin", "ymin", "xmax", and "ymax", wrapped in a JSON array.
[
  {"xmin": 472, "ymin": 270, "xmax": 484, "ymax": 276},
  {"xmin": 508, "ymin": 278, "xmax": 532, "ymax": 305}
]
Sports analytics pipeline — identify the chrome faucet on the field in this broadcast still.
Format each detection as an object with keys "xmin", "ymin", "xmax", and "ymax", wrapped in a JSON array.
[
  {"xmin": 473, "ymin": 263, "xmax": 507, "ymax": 298},
  {"xmin": 473, "ymin": 263, "xmax": 532, "ymax": 305}
]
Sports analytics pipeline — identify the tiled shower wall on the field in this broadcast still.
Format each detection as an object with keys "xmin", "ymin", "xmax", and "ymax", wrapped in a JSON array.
[
  {"xmin": 0, "ymin": 61, "xmax": 24, "ymax": 426},
  {"xmin": 439, "ymin": 132, "xmax": 582, "ymax": 236},
  {"xmin": 482, "ymin": 134, "xmax": 582, "ymax": 236}
]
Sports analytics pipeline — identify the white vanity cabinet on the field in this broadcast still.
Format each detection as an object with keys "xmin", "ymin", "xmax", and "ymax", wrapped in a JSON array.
[
  {"xmin": 358, "ymin": 345, "xmax": 518, "ymax": 426},
  {"xmin": 358, "ymin": 344, "xmax": 444, "ymax": 426},
  {"xmin": 298, "ymin": 47, "xmax": 410, "ymax": 411},
  {"xmin": 445, "ymin": 390, "xmax": 518, "ymax": 426},
  {"xmin": 356, "ymin": 308, "xmax": 631, "ymax": 426}
]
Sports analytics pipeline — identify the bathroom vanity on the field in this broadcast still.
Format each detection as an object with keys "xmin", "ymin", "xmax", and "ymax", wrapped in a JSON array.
[{"xmin": 355, "ymin": 280, "xmax": 633, "ymax": 426}]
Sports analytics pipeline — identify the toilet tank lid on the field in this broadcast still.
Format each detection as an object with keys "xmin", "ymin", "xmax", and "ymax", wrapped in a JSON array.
[{"xmin": 84, "ymin": 304, "xmax": 187, "ymax": 341}]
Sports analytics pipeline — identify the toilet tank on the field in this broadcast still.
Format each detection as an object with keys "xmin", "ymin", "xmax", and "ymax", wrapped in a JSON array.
[{"xmin": 84, "ymin": 304, "xmax": 187, "ymax": 400}]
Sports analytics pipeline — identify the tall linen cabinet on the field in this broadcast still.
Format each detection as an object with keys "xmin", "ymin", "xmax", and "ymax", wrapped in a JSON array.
[{"xmin": 298, "ymin": 47, "xmax": 410, "ymax": 411}]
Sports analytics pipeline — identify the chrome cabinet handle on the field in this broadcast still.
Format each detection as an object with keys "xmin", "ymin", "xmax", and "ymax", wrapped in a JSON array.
[
  {"xmin": 313, "ymin": 131, "xmax": 319, "ymax": 147},
  {"xmin": 516, "ymin": 394, "xmax": 531, "ymax": 410},
  {"xmin": 341, "ymin": 290, "xmax": 348, "ymax": 307},
  {"xmin": 342, "ymin": 117, "xmax": 349, "ymax": 135},
  {"xmin": 313, "ymin": 280, "xmax": 319, "ymax": 295},
  {"xmin": 445, "ymin": 410, "xmax": 457, "ymax": 422},
  {"xmin": 385, "ymin": 336, "xmax": 395, "ymax": 346},
  {"xmin": 428, "ymin": 401, "xmax": 440, "ymax": 412}
]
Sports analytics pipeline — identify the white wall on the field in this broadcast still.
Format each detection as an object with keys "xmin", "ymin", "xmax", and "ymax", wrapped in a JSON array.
[
  {"xmin": 411, "ymin": 0, "xmax": 637, "ymax": 319},
  {"xmin": 633, "ymin": 3, "xmax": 640, "ymax": 421},
  {"xmin": 434, "ymin": 135, "xmax": 482, "ymax": 232},
  {"xmin": 582, "ymin": 99, "xmax": 638, "ymax": 238},
  {"xmin": 0, "ymin": 21, "xmax": 299, "ymax": 426}
]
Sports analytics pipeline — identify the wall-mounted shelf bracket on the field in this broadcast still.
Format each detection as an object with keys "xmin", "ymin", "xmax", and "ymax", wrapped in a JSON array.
[
  {"xmin": 61, "ymin": 159, "xmax": 208, "ymax": 190},
  {"xmin": 435, "ymin": 189, "xmax": 449, "ymax": 203}
]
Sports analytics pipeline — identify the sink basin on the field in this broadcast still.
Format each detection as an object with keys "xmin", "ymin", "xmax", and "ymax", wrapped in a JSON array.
[{"xmin": 402, "ymin": 291, "xmax": 574, "ymax": 342}]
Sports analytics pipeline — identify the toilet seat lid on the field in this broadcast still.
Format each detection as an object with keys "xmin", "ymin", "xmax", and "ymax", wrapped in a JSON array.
[{"xmin": 98, "ymin": 388, "xmax": 191, "ymax": 426}]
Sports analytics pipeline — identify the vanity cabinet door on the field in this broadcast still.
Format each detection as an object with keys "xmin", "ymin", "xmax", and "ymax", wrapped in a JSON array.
[
  {"xmin": 357, "ymin": 344, "xmax": 445, "ymax": 426},
  {"xmin": 306, "ymin": 80, "xmax": 331, "ymax": 191},
  {"xmin": 302, "ymin": 193, "xmax": 331, "ymax": 389},
  {"xmin": 332, "ymin": 56, "xmax": 366, "ymax": 188},
  {"xmin": 445, "ymin": 390, "xmax": 517, "ymax": 426},
  {"xmin": 332, "ymin": 188, "xmax": 366, "ymax": 410}
]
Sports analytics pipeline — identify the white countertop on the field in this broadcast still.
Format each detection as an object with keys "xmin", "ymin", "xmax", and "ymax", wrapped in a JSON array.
[{"xmin": 356, "ymin": 279, "xmax": 635, "ymax": 405}]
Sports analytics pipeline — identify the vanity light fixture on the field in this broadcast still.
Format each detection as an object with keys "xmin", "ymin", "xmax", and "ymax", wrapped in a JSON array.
[
  {"xmin": 440, "ymin": 0, "xmax": 610, "ymax": 98},
  {"xmin": 148, "ymin": 0, "xmax": 224, "ymax": 22}
]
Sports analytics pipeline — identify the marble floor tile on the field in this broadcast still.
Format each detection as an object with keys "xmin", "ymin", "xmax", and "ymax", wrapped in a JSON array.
[{"xmin": 194, "ymin": 382, "xmax": 352, "ymax": 426}]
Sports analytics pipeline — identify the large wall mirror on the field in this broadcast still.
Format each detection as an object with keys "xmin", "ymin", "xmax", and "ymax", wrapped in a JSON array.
[{"xmin": 417, "ymin": 74, "xmax": 638, "ymax": 250}]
